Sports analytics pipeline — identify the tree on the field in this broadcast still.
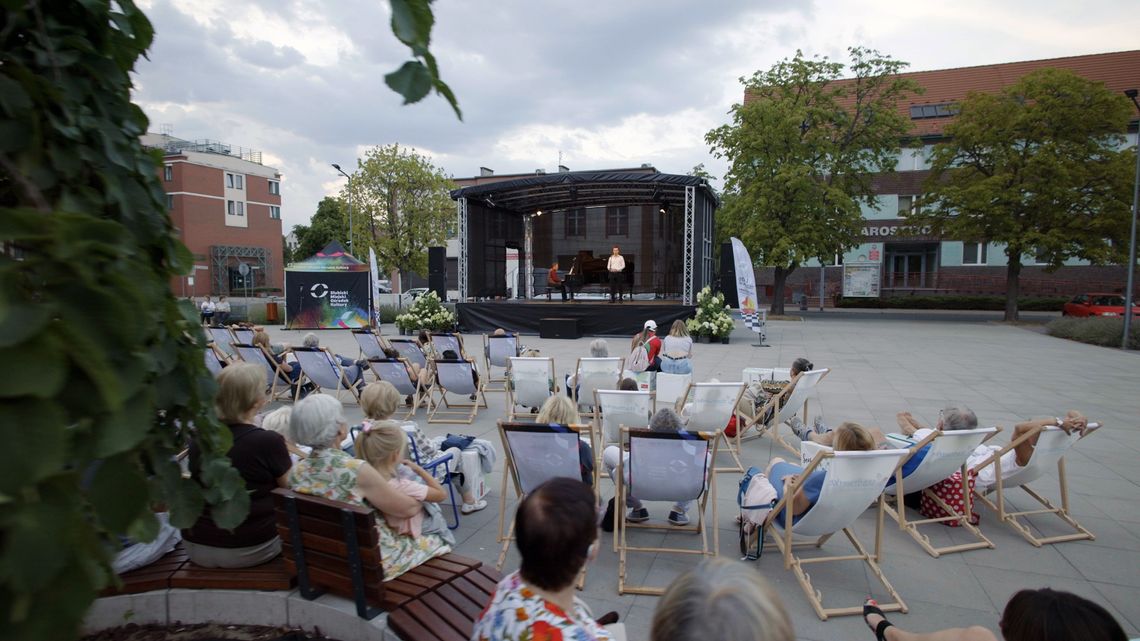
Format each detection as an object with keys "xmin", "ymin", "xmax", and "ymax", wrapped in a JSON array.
[
  {"xmin": 345, "ymin": 144, "xmax": 455, "ymax": 279},
  {"xmin": 292, "ymin": 197, "xmax": 348, "ymax": 260},
  {"xmin": 911, "ymin": 68, "xmax": 1134, "ymax": 321},
  {"xmin": 706, "ymin": 47, "xmax": 919, "ymax": 314}
]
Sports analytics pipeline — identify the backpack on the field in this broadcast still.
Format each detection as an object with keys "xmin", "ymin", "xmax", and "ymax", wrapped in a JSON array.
[
  {"xmin": 737, "ymin": 466, "xmax": 778, "ymax": 560},
  {"xmin": 625, "ymin": 341, "xmax": 650, "ymax": 373}
]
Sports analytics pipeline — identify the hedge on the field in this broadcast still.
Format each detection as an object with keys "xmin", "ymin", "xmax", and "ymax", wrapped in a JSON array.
[
  {"xmin": 1046, "ymin": 317, "xmax": 1139, "ymax": 350},
  {"xmin": 834, "ymin": 295, "xmax": 1067, "ymax": 311}
]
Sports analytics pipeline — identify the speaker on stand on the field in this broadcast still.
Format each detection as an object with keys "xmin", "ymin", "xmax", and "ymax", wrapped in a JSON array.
[
  {"xmin": 428, "ymin": 246, "xmax": 446, "ymax": 300},
  {"xmin": 719, "ymin": 241, "xmax": 738, "ymax": 308}
]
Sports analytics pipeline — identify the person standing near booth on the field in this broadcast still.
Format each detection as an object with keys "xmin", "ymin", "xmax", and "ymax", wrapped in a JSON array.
[{"xmin": 607, "ymin": 245, "xmax": 625, "ymax": 303}]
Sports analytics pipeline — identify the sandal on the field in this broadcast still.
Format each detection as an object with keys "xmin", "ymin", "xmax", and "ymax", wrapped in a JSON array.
[{"xmin": 863, "ymin": 599, "xmax": 893, "ymax": 641}]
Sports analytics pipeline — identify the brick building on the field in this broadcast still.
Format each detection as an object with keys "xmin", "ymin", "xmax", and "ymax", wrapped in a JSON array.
[
  {"xmin": 142, "ymin": 133, "xmax": 284, "ymax": 298},
  {"xmin": 747, "ymin": 50, "xmax": 1140, "ymax": 303}
]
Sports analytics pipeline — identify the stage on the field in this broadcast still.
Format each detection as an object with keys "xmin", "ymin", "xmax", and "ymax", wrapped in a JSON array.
[{"xmin": 457, "ymin": 300, "xmax": 694, "ymax": 336}]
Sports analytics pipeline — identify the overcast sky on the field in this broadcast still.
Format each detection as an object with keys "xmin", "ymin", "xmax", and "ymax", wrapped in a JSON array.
[{"xmin": 132, "ymin": 0, "xmax": 1139, "ymax": 231}]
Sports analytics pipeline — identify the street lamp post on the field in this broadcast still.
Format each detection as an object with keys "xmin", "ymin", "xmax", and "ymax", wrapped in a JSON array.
[
  {"xmin": 331, "ymin": 163, "xmax": 353, "ymax": 255},
  {"xmin": 1123, "ymin": 89, "xmax": 1140, "ymax": 350}
]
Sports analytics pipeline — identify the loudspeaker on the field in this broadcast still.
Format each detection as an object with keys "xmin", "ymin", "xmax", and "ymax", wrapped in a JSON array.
[
  {"xmin": 720, "ymin": 242, "xmax": 738, "ymax": 308},
  {"xmin": 428, "ymin": 247, "xmax": 446, "ymax": 275},
  {"xmin": 429, "ymin": 273, "xmax": 446, "ymax": 300}
]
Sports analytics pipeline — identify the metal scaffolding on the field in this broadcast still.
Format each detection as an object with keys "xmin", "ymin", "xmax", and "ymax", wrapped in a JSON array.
[
  {"xmin": 524, "ymin": 215, "xmax": 534, "ymax": 299},
  {"xmin": 682, "ymin": 185, "xmax": 695, "ymax": 305},
  {"xmin": 457, "ymin": 197, "xmax": 469, "ymax": 301},
  {"xmin": 210, "ymin": 245, "xmax": 269, "ymax": 294}
]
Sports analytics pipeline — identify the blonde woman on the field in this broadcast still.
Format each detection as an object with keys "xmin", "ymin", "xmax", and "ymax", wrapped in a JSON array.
[
  {"xmin": 764, "ymin": 422, "xmax": 875, "ymax": 527},
  {"xmin": 260, "ymin": 406, "xmax": 309, "ymax": 462},
  {"xmin": 535, "ymin": 395, "xmax": 595, "ymax": 486},
  {"xmin": 651, "ymin": 558, "xmax": 794, "ymax": 641},
  {"xmin": 659, "ymin": 320, "xmax": 693, "ymax": 374}
]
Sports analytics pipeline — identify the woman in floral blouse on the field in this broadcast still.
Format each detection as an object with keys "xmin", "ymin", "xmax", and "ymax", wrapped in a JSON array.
[
  {"xmin": 286, "ymin": 393, "xmax": 451, "ymax": 580},
  {"xmin": 472, "ymin": 478, "xmax": 614, "ymax": 641}
]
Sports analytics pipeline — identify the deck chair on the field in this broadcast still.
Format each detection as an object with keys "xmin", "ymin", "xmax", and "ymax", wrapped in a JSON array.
[
  {"xmin": 741, "ymin": 368, "xmax": 830, "ymax": 455},
  {"xmin": 291, "ymin": 346, "xmax": 362, "ymax": 403},
  {"xmin": 571, "ymin": 357, "xmax": 622, "ymax": 418},
  {"xmin": 367, "ymin": 358, "xmax": 426, "ymax": 419},
  {"xmin": 594, "ymin": 389, "xmax": 653, "ymax": 454},
  {"xmin": 483, "ymin": 332, "xmax": 519, "ymax": 389},
  {"xmin": 654, "ymin": 372, "xmax": 691, "ymax": 411},
  {"xmin": 204, "ymin": 344, "xmax": 229, "ymax": 377},
  {"xmin": 676, "ymin": 382, "xmax": 746, "ymax": 473},
  {"xmin": 970, "ymin": 425, "xmax": 1097, "ymax": 547},
  {"xmin": 430, "ymin": 332, "xmax": 467, "ymax": 360},
  {"xmin": 207, "ymin": 326, "xmax": 237, "ymax": 355},
  {"xmin": 616, "ymin": 427, "xmax": 718, "ymax": 595},
  {"xmin": 427, "ymin": 359, "xmax": 487, "ymax": 424},
  {"xmin": 232, "ymin": 343, "xmax": 295, "ymax": 401},
  {"xmin": 505, "ymin": 357, "xmax": 557, "ymax": 421},
  {"xmin": 231, "ymin": 327, "xmax": 255, "ymax": 345},
  {"xmin": 352, "ymin": 328, "xmax": 386, "ymax": 360},
  {"xmin": 496, "ymin": 421, "xmax": 592, "ymax": 569},
  {"xmin": 766, "ymin": 448, "xmax": 908, "ymax": 620},
  {"xmin": 882, "ymin": 427, "xmax": 1000, "ymax": 557},
  {"xmin": 385, "ymin": 336, "xmax": 428, "ymax": 370}
]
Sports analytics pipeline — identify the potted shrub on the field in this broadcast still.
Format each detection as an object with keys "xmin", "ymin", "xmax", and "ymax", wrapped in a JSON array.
[
  {"xmin": 395, "ymin": 291, "xmax": 456, "ymax": 333},
  {"xmin": 686, "ymin": 286, "xmax": 735, "ymax": 344}
]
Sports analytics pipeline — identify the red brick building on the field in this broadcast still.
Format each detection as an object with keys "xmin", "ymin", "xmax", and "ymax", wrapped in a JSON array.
[{"xmin": 143, "ymin": 134, "xmax": 284, "ymax": 297}]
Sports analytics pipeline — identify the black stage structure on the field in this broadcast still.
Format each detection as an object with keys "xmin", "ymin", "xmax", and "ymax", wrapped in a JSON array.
[{"xmin": 450, "ymin": 170, "xmax": 718, "ymax": 335}]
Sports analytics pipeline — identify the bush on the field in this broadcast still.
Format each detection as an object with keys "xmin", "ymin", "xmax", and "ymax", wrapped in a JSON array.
[
  {"xmin": 834, "ymin": 295, "xmax": 1067, "ymax": 311},
  {"xmin": 395, "ymin": 290, "xmax": 455, "ymax": 331},
  {"xmin": 1046, "ymin": 317, "xmax": 1139, "ymax": 350},
  {"xmin": 377, "ymin": 304, "xmax": 399, "ymax": 324}
]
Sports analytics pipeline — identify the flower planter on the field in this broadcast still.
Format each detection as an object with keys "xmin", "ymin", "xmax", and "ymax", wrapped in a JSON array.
[
  {"xmin": 720, "ymin": 336, "xmax": 730, "ymax": 344},
  {"xmin": 697, "ymin": 335, "xmax": 711, "ymax": 344}
]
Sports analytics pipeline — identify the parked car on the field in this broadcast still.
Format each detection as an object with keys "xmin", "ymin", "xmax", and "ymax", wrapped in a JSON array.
[
  {"xmin": 405, "ymin": 287, "xmax": 428, "ymax": 300},
  {"xmin": 1061, "ymin": 293, "xmax": 1140, "ymax": 318}
]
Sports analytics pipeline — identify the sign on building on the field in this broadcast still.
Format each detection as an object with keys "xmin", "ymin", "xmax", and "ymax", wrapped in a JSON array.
[{"xmin": 842, "ymin": 262, "xmax": 881, "ymax": 298}]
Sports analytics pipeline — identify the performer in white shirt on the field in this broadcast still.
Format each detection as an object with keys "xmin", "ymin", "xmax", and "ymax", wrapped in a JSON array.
[{"xmin": 607, "ymin": 245, "xmax": 625, "ymax": 303}]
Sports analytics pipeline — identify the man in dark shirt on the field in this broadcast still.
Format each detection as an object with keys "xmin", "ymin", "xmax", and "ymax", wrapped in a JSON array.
[{"xmin": 548, "ymin": 262, "xmax": 570, "ymax": 301}]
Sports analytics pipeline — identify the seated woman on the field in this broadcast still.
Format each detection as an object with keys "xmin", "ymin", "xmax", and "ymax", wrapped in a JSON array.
[
  {"xmin": 765, "ymin": 422, "xmax": 875, "ymax": 527},
  {"xmin": 472, "ymin": 478, "xmax": 614, "ymax": 641},
  {"xmin": 967, "ymin": 410, "xmax": 1097, "ymax": 492},
  {"xmin": 301, "ymin": 332, "xmax": 365, "ymax": 388},
  {"xmin": 535, "ymin": 395, "xmax": 595, "ymax": 486},
  {"xmin": 439, "ymin": 348, "xmax": 479, "ymax": 401},
  {"xmin": 182, "ymin": 362, "xmax": 292, "ymax": 568},
  {"xmin": 252, "ymin": 328, "xmax": 300, "ymax": 387},
  {"xmin": 360, "ymin": 381, "xmax": 489, "ymax": 514},
  {"xmin": 259, "ymin": 406, "xmax": 309, "ymax": 462},
  {"xmin": 603, "ymin": 408, "xmax": 702, "ymax": 526},
  {"xmin": 381, "ymin": 345, "xmax": 431, "ymax": 406},
  {"xmin": 737, "ymin": 357, "xmax": 814, "ymax": 423},
  {"xmin": 287, "ymin": 393, "xmax": 451, "ymax": 581},
  {"xmin": 658, "ymin": 320, "xmax": 694, "ymax": 375}
]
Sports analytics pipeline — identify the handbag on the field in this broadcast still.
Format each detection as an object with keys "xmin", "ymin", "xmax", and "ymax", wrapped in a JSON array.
[
  {"xmin": 737, "ymin": 466, "xmax": 777, "ymax": 560},
  {"xmin": 919, "ymin": 469, "xmax": 980, "ymax": 526}
]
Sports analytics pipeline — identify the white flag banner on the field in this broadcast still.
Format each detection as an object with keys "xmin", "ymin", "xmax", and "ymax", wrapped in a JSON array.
[
  {"xmin": 730, "ymin": 237, "xmax": 764, "ymax": 335},
  {"xmin": 368, "ymin": 248, "xmax": 381, "ymax": 327}
]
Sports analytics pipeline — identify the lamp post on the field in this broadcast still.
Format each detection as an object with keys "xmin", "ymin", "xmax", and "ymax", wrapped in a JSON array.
[
  {"xmin": 331, "ymin": 163, "xmax": 353, "ymax": 255},
  {"xmin": 1123, "ymin": 89, "xmax": 1140, "ymax": 349}
]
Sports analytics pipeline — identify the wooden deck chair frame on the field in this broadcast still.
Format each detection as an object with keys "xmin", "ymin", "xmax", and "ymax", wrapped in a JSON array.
[
  {"xmin": 882, "ymin": 427, "xmax": 1000, "ymax": 558},
  {"xmin": 352, "ymin": 328, "xmax": 386, "ymax": 360},
  {"xmin": 367, "ymin": 357, "xmax": 427, "ymax": 420},
  {"xmin": 740, "ymin": 368, "xmax": 830, "ymax": 456},
  {"xmin": 505, "ymin": 356, "xmax": 557, "ymax": 422},
  {"xmin": 765, "ymin": 448, "xmax": 908, "ymax": 620},
  {"xmin": 290, "ymin": 346, "xmax": 362, "ymax": 404},
  {"xmin": 571, "ymin": 357, "xmax": 622, "ymax": 419},
  {"xmin": 385, "ymin": 336, "xmax": 428, "ymax": 370},
  {"xmin": 616, "ymin": 427, "xmax": 718, "ymax": 595},
  {"xmin": 593, "ymin": 389, "xmax": 654, "ymax": 480},
  {"xmin": 483, "ymin": 333, "xmax": 519, "ymax": 389},
  {"xmin": 495, "ymin": 421, "xmax": 594, "ymax": 572},
  {"xmin": 207, "ymin": 326, "xmax": 237, "ymax": 356},
  {"xmin": 970, "ymin": 424, "xmax": 1096, "ymax": 547},
  {"xmin": 427, "ymin": 359, "xmax": 488, "ymax": 424},
  {"xmin": 675, "ymin": 381, "xmax": 746, "ymax": 473},
  {"xmin": 232, "ymin": 343, "xmax": 295, "ymax": 401}
]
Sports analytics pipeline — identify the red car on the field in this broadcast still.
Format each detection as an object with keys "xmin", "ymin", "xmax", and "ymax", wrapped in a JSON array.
[{"xmin": 1061, "ymin": 293, "xmax": 1140, "ymax": 318}]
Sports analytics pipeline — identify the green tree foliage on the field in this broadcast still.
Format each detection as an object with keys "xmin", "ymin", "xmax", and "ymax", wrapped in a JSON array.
[
  {"xmin": 385, "ymin": 0, "xmax": 462, "ymax": 119},
  {"xmin": 911, "ymin": 68, "xmax": 1134, "ymax": 321},
  {"xmin": 346, "ymin": 144, "xmax": 455, "ymax": 277},
  {"xmin": 706, "ymin": 47, "xmax": 919, "ymax": 314},
  {"xmin": 292, "ymin": 196, "xmax": 348, "ymax": 260},
  {"xmin": 0, "ymin": 2, "xmax": 248, "ymax": 639}
]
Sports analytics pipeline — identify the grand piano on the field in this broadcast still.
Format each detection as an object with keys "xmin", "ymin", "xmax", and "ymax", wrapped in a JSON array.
[{"xmin": 565, "ymin": 250, "xmax": 634, "ymax": 292}]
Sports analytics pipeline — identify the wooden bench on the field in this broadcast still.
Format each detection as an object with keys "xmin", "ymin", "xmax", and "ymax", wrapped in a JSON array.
[
  {"xmin": 101, "ymin": 544, "xmax": 190, "ymax": 596},
  {"xmin": 387, "ymin": 565, "xmax": 503, "ymax": 641},
  {"xmin": 272, "ymin": 488, "xmax": 483, "ymax": 620},
  {"xmin": 101, "ymin": 543, "xmax": 294, "ymax": 596}
]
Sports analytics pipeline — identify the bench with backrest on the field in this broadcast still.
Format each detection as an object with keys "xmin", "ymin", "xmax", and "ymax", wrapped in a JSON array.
[{"xmin": 100, "ymin": 542, "xmax": 294, "ymax": 596}]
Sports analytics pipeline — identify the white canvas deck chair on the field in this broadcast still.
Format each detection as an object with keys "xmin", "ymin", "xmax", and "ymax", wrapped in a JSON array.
[
  {"xmin": 352, "ymin": 328, "xmax": 385, "ymax": 360},
  {"xmin": 766, "ymin": 448, "xmax": 908, "ymax": 620},
  {"xmin": 616, "ymin": 427, "xmax": 718, "ymax": 595},
  {"xmin": 367, "ymin": 357, "xmax": 425, "ymax": 420},
  {"xmin": 207, "ymin": 326, "xmax": 237, "ymax": 356},
  {"xmin": 231, "ymin": 327, "xmax": 255, "ymax": 345},
  {"xmin": 204, "ymin": 343, "xmax": 229, "ymax": 377},
  {"xmin": 505, "ymin": 356, "xmax": 557, "ymax": 421},
  {"xmin": 496, "ymin": 421, "xmax": 592, "ymax": 569},
  {"xmin": 676, "ymin": 381, "xmax": 746, "ymax": 473},
  {"xmin": 427, "ymin": 358, "xmax": 488, "ymax": 424},
  {"xmin": 290, "ymin": 346, "xmax": 361, "ymax": 403},
  {"xmin": 386, "ymin": 336, "xmax": 427, "ymax": 370},
  {"xmin": 970, "ymin": 425, "xmax": 1097, "ymax": 547},
  {"xmin": 232, "ymin": 343, "xmax": 295, "ymax": 401},
  {"xmin": 430, "ymin": 332, "xmax": 467, "ymax": 360},
  {"xmin": 594, "ymin": 389, "xmax": 653, "ymax": 458},
  {"xmin": 741, "ymin": 368, "xmax": 830, "ymax": 455},
  {"xmin": 571, "ymin": 357, "xmax": 622, "ymax": 419},
  {"xmin": 483, "ymin": 332, "xmax": 519, "ymax": 389},
  {"xmin": 883, "ymin": 427, "xmax": 999, "ymax": 557},
  {"xmin": 653, "ymin": 372, "xmax": 691, "ymax": 411}
]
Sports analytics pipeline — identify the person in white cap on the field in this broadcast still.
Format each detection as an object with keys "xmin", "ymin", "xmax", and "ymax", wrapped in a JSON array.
[{"xmin": 631, "ymin": 320, "xmax": 663, "ymax": 372}]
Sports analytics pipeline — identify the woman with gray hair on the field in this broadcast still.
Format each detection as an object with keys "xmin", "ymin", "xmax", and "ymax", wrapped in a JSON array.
[
  {"xmin": 651, "ymin": 558, "xmax": 794, "ymax": 641},
  {"xmin": 602, "ymin": 408, "xmax": 698, "ymax": 526},
  {"xmin": 300, "ymin": 332, "xmax": 366, "ymax": 387},
  {"xmin": 287, "ymin": 393, "xmax": 452, "ymax": 580}
]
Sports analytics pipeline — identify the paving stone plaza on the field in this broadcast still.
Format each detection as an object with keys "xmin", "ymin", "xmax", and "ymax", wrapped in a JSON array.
[{"xmin": 259, "ymin": 314, "xmax": 1140, "ymax": 641}]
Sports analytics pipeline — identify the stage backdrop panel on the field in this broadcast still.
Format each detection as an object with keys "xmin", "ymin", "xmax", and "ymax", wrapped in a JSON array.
[{"xmin": 285, "ymin": 241, "xmax": 371, "ymax": 329}]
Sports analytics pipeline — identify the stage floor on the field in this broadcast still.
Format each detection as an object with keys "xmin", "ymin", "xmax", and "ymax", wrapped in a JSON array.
[{"xmin": 457, "ymin": 300, "xmax": 694, "ymax": 336}]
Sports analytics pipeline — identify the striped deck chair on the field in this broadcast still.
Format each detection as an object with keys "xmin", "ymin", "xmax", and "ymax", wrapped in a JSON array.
[
  {"xmin": 483, "ymin": 332, "xmax": 519, "ymax": 389},
  {"xmin": 232, "ymin": 343, "xmax": 295, "ymax": 401},
  {"xmin": 386, "ymin": 336, "xmax": 427, "ymax": 370},
  {"xmin": 367, "ymin": 358, "xmax": 425, "ymax": 420},
  {"xmin": 430, "ymin": 332, "xmax": 466, "ymax": 360},
  {"xmin": 571, "ymin": 357, "xmax": 622, "ymax": 419},
  {"xmin": 204, "ymin": 343, "xmax": 229, "ymax": 377},
  {"xmin": 505, "ymin": 357, "xmax": 556, "ymax": 422},
  {"xmin": 352, "ymin": 328, "xmax": 385, "ymax": 360},
  {"xmin": 616, "ymin": 427, "xmax": 718, "ymax": 595},
  {"xmin": 676, "ymin": 381, "xmax": 746, "ymax": 473},
  {"xmin": 291, "ymin": 346, "xmax": 361, "ymax": 403},
  {"xmin": 883, "ymin": 427, "xmax": 1000, "ymax": 557},
  {"xmin": 741, "ymin": 368, "xmax": 830, "ymax": 455},
  {"xmin": 207, "ymin": 326, "xmax": 237, "ymax": 356},
  {"xmin": 766, "ymin": 449, "xmax": 908, "ymax": 620},
  {"xmin": 427, "ymin": 359, "xmax": 487, "ymax": 424}
]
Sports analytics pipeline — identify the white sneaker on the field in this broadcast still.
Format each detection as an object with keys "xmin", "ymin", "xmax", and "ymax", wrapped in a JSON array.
[{"xmin": 461, "ymin": 499, "xmax": 488, "ymax": 514}]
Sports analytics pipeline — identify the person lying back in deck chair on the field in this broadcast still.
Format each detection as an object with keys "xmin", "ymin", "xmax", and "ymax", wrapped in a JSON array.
[
  {"xmin": 764, "ymin": 422, "xmax": 876, "ymax": 526},
  {"xmin": 966, "ymin": 410, "xmax": 1099, "ymax": 492}
]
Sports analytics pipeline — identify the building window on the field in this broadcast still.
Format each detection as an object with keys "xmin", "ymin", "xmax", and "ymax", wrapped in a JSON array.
[
  {"xmin": 227, "ymin": 200, "xmax": 245, "ymax": 216},
  {"xmin": 897, "ymin": 195, "xmax": 919, "ymax": 217},
  {"xmin": 565, "ymin": 208, "xmax": 585, "ymax": 237},
  {"xmin": 226, "ymin": 173, "xmax": 244, "ymax": 189},
  {"xmin": 1032, "ymin": 247, "xmax": 1049, "ymax": 265},
  {"xmin": 163, "ymin": 165, "xmax": 173, "ymax": 181},
  {"xmin": 909, "ymin": 102, "xmax": 959, "ymax": 119},
  {"xmin": 269, "ymin": 205, "xmax": 281, "ymax": 220},
  {"xmin": 962, "ymin": 242, "xmax": 987, "ymax": 265},
  {"xmin": 165, "ymin": 194, "xmax": 174, "ymax": 210},
  {"xmin": 268, "ymin": 180, "xmax": 280, "ymax": 195},
  {"xmin": 606, "ymin": 206, "xmax": 628, "ymax": 237}
]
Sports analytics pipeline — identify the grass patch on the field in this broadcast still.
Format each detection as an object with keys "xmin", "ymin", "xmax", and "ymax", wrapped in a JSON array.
[
  {"xmin": 1046, "ymin": 316, "xmax": 1138, "ymax": 350},
  {"xmin": 835, "ymin": 295, "xmax": 1067, "ymax": 311}
]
